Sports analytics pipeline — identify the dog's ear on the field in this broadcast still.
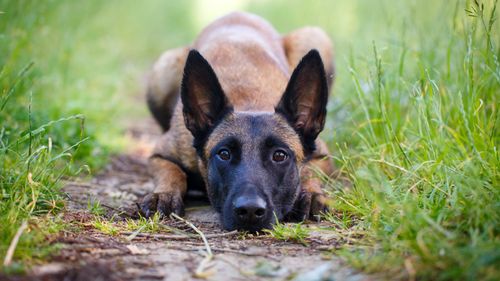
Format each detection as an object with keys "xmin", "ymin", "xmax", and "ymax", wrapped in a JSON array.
[
  {"xmin": 181, "ymin": 50, "xmax": 231, "ymax": 141},
  {"xmin": 276, "ymin": 49, "xmax": 329, "ymax": 154}
]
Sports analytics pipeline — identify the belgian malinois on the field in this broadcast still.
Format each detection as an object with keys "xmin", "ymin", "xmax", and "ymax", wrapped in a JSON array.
[{"xmin": 140, "ymin": 12, "xmax": 334, "ymax": 232}]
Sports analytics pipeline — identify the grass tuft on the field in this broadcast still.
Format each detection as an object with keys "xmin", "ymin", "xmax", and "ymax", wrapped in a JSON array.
[
  {"xmin": 91, "ymin": 217, "xmax": 121, "ymax": 236},
  {"xmin": 265, "ymin": 220, "xmax": 310, "ymax": 246},
  {"xmin": 125, "ymin": 213, "xmax": 164, "ymax": 233},
  {"xmin": 87, "ymin": 198, "xmax": 106, "ymax": 217}
]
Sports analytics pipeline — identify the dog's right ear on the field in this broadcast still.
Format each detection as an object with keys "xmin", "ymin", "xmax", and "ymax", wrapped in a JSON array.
[{"xmin": 181, "ymin": 50, "xmax": 231, "ymax": 141}]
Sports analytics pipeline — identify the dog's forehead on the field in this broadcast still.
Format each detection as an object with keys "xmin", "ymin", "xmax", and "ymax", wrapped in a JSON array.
[{"xmin": 205, "ymin": 112, "xmax": 304, "ymax": 160}]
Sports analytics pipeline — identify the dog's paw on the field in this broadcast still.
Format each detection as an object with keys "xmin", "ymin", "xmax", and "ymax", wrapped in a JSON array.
[
  {"xmin": 139, "ymin": 192, "xmax": 185, "ymax": 218},
  {"xmin": 309, "ymin": 191, "xmax": 328, "ymax": 221},
  {"xmin": 285, "ymin": 190, "xmax": 328, "ymax": 222}
]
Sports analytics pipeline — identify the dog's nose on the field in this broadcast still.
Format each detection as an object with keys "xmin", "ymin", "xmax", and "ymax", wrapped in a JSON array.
[{"xmin": 233, "ymin": 196, "xmax": 267, "ymax": 223}]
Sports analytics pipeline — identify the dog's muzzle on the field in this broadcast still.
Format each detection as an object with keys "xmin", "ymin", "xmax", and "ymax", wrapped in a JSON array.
[{"xmin": 230, "ymin": 184, "xmax": 271, "ymax": 231}]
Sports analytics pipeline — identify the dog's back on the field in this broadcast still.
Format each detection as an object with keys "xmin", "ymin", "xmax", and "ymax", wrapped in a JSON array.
[
  {"xmin": 193, "ymin": 12, "xmax": 289, "ymax": 111},
  {"xmin": 147, "ymin": 12, "xmax": 333, "ymax": 131}
]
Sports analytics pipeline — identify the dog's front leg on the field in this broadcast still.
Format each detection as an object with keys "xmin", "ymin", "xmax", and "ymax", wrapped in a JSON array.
[
  {"xmin": 139, "ymin": 156, "xmax": 187, "ymax": 217},
  {"xmin": 289, "ymin": 139, "xmax": 333, "ymax": 221}
]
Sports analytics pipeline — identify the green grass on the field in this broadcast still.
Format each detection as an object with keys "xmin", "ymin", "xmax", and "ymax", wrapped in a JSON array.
[
  {"xmin": 87, "ymin": 198, "xmax": 106, "ymax": 216},
  {"xmin": 0, "ymin": 0, "xmax": 189, "ymax": 271},
  {"xmin": 91, "ymin": 216, "xmax": 121, "ymax": 236},
  {"xmin": 1, "ymin": 0, "xmax": 499, "ymax": 280},
  {"xmin": 125, "ymin": 212, "xmax": 164, "ymax": 234},
  {"xmin": 89, "ymin": 212, "xmax": 172, "ymax": 237},
  {"xmin": 265, "ymin": 222, "xmax": 310, "ymax": 246},
  {"xmin": 323, "ymin": 1, "xmax": 500, "ymax": 280},
  {"xmin": 1, "ymin": 1, "xmax": 89, "ymax": 270}
]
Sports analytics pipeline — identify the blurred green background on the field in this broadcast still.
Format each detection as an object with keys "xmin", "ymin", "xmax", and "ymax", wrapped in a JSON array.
[
  {"xmin": 1, "ymin": 0, "xmax": 467, "ymax": 149},
  {"xmin": 1, "ymin": 0, "xmax": 499, "ymax": 280}
]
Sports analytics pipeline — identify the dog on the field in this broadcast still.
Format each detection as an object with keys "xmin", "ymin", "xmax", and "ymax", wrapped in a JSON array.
[{"xmin": 140, "ymin": 12, "xmax": 334, "ymax": 232}]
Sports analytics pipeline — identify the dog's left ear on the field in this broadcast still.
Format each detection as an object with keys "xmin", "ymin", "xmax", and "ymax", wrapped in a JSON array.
[{"xmin": 276, "ymin": 49, "xmax": 329, "ymax": 154}]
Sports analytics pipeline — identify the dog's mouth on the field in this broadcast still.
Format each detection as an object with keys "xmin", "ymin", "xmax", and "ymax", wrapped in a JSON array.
[{"xmin": 222, "ymin": 212, "xmax": 274, "ymax": 232}]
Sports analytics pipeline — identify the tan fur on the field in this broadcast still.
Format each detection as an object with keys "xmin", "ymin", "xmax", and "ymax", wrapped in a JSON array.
[
  {"xmin": 283, "ymin": 27, "xmax": 335, "ymax": 86},
  {"xmin": 299, "ymin": 139, "xmax": 334, "ymax": 215},
  {"xmin": 148, "ymin": 47, "xmax": 189, "ymax": 106},
  {"xmin": 149, "ymin": 157, "xmax": 187, "ymax": 196},
  {"xmin": 145, "ymin": 12, "xmax": 334, "ymax": 219},
  {"xmin": 146, "ymin": 47, "xmax": 189, "ymax": 131},
  {"xmin": 193, "ymin": 13, "xmax": 289, "ymax": 111}
]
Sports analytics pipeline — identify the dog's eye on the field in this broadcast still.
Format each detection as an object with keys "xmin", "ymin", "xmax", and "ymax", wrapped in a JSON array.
[
  {"xmin": 272, "ymin": 150, "xmax": 288, "ymax": 162},
  {"xmin": 217, "ymin": 149, "xmax": 231, "ymax": 161}
]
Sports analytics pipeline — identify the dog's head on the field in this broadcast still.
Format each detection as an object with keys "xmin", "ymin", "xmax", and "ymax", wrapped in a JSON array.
[{"xmin": 181, "ymin": 49, "xmax": 328, "ymax": 231}]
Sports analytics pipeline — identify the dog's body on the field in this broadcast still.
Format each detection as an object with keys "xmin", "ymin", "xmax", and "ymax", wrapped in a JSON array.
[{"xmin": 141, "ymin": 12, "xmax": 334, "ymax": 231}]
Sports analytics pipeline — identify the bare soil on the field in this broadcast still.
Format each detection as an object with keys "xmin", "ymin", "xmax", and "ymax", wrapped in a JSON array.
[{"xmin": 14, "ymin": 119, "xmax": 376, "ymax": 281}]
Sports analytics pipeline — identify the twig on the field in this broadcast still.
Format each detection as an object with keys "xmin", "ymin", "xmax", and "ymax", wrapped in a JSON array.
[
  {"xmin": 99, "ymin": 202, "xmax": 133, "ymax": 218},
  {"xmin": 169, "ymin": 213, "xmax": 212, "ymax": 256},
  {"xmin": 3, "ymin": 221, "xmax": 28, "ymax": 267},
  {"xmin": 211, "ymin": 247, "xmax": 278, "ymax": 260},
  {"xmin": 66, "ymin": 197, "xmax": 132, "ymax": 218},
  {"xmin": 121, "ymin": 232, "xmax": 192, "ymax": 240},
  {"xmin": 121, "ymin": 230, "xmax": 238, "ymax": 240},
  {"xmin": 125, "ymin": 225, "xmax": 147, "ymax": 241},
  {"xmin": 165, "ymin": 244, "xmax": 276, "ymax": 259},
  {"xmin": 170, "ymin": 213, "xmax": 214, "ymax": 278},
  {"xmin": 62, "ymin": 180, "xmax": 102, "ymax": 189},
  {"xmin": 202, "ymin": 230, "xmax": 239, "ymax": 239}
]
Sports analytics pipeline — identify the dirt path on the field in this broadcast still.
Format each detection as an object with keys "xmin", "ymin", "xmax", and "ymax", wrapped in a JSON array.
[{"xmin": 23, "ymin": 119, "xmax": 375, "ymax": 281}]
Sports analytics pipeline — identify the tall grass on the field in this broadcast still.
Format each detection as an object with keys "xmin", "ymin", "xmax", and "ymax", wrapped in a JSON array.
[
  {"xmin": 323, "ymin": 1, "xmax": 500, "ymax": 280},
  {"xmin": 0, "ymin": 0, "xmax": 195, "ymax": 271},
  {"xmin": 0, "ymin": 1, "xmax": 94, "ymax": 270}
]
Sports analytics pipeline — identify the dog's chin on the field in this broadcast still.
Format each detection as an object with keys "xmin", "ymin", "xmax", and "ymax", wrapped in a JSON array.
[{"xmin": 220, "ymin": 213, "xmax": 273, "ymax": 233}]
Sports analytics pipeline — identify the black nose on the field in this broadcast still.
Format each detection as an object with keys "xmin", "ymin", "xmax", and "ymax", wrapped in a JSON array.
[{"xmin": 233, "ymin": 196, "xmax": 267, "ymax": 223}]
